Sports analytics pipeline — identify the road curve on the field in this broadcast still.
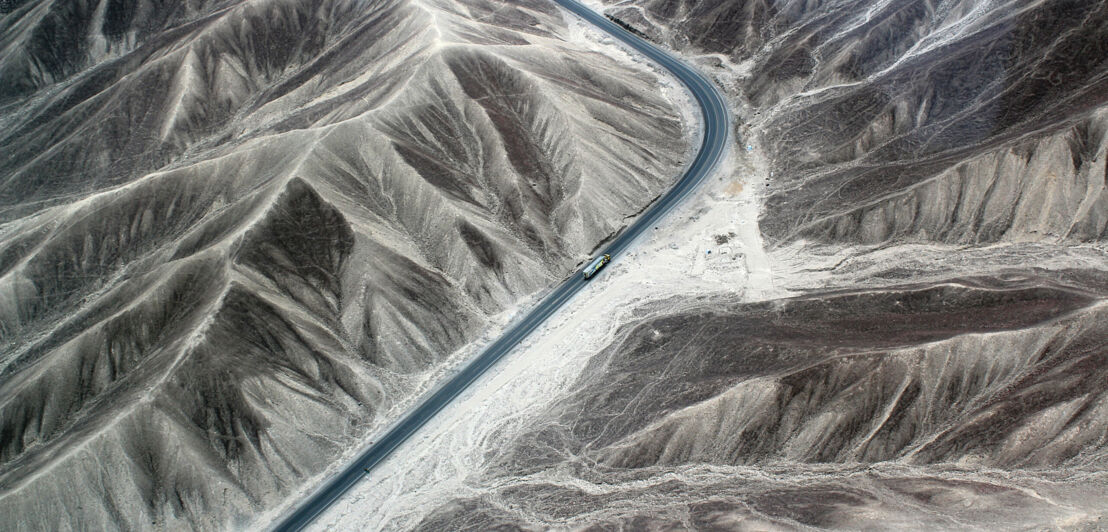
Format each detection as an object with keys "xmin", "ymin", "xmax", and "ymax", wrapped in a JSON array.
[{"xmin": 270, "ymin": 2, "xmax": 728, "ymax": 530}]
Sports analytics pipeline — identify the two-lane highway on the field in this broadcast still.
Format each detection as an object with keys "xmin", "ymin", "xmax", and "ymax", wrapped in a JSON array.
[{"xmin": 271, "ymin": 1, "xmax": 728, "ymax": 529}]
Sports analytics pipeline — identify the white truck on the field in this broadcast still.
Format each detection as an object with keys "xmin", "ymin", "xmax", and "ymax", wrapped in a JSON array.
[{"xmin": 583, "ymin": 254, "xmax": 611, "ymax": 279}]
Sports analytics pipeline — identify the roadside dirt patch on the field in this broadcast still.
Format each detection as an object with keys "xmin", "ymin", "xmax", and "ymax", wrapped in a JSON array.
[{"xmin": 725, "ymin": 180, "xmax": 744, "ymax": 196}]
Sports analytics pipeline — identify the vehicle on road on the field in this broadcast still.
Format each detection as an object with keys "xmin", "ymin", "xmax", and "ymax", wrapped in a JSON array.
[{"xmin": 583, "ymin": 254, "xmax": 611, "ymax": 279}]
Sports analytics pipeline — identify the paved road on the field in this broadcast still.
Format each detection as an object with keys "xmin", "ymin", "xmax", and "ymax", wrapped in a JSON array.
[{"xmin": 271, "ymin": 1, "xmax": 728, "ymax": 530}]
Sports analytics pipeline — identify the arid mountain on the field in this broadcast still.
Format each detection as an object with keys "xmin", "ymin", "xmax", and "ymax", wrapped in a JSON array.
[
  {"xmin": 621, "ymin": 0, "xmax": 1108, "ymax": 245},
  {"xmin": 0, "ymin": 0, "xmax": 690, "ymax": 529},
  {"xmin": 405, "ymin": 0, "xmax": 1108, "ymax": 529},
  {"xmin": 419, "ymin": 276, "xmax": 1108, "ymax": 529}
]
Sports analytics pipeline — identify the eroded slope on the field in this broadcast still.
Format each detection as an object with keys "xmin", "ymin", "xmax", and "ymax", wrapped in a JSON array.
[
  {"xmin": 617, "ymin": 0, "xmax": 1108, "ymax": 245},
  {"xmin": 418, "ymin": 277, "xmax": 1108, "ymax": 529},
  {"xmin": 0, "ymin": 0, "xmax": 690, "ymax": 529},
  {"xmin": 400, "ymin": 0, "xmax": 1108, "ymax": 529}
]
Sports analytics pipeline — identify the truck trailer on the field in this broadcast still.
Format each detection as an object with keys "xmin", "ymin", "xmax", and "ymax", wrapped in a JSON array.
[{"xmin": 583, "ymin": 254, "xmax": 611, "ymax": 279}]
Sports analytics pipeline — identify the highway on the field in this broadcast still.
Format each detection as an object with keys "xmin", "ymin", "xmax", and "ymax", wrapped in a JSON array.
[{"xmin": 270, "ymin": 1, "xmax": 728, "ymax": 530}]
